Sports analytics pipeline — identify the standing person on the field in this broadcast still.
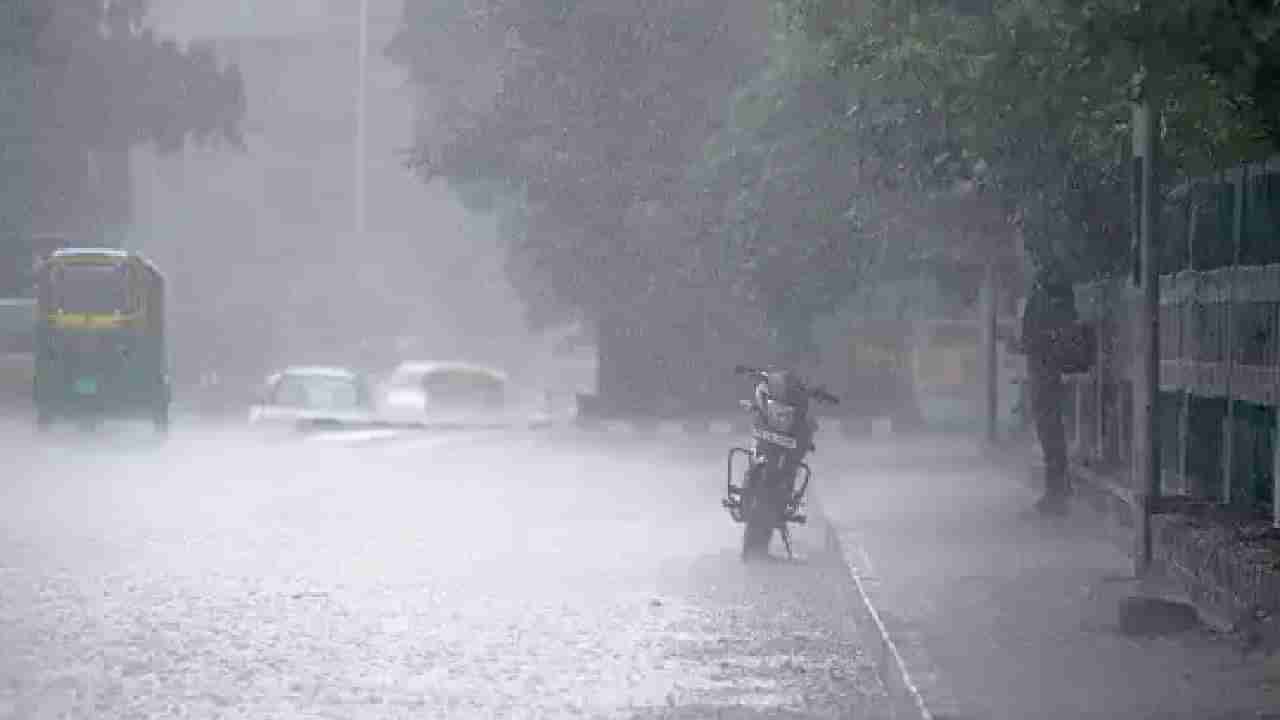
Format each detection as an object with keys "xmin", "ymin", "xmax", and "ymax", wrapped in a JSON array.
[{"xmin": 1020, "ymin": 262, "xmax": 1079, "ymax": 515}]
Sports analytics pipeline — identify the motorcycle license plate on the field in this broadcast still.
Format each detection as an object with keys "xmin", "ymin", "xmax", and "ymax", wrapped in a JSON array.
[
  {"xmin": 753, "ymin": 427, "xmax": 797, "ymax": 449},
  {"xmin": 74, "ymin": 377, "xmax": 98, "ymax": 396}
]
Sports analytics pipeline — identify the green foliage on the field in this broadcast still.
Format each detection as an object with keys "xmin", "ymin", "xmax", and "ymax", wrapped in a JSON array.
[
  {"xmin": 393, "ymin": 0, "xmax": 1280, "ymax": 374},
  {"xmin": 0, "ymin": 0, "xmax": 246, "ymax": 294},
  {"xmin": 393, "ymin": 0, "xmax": 761, "ymax": 328},
  {"xmin": 37, "ymin": 4, "xmax": 247, "ymax": 156},
  {"xmin": 768, "ymin": 0, "xmax": 1280, "ymax": 282},
  {"xmin": 694, "ymin": 36, "xmax": 874, "ymax": 353}
]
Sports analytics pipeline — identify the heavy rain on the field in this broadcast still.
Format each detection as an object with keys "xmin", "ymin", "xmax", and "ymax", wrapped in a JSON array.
[{"xmin": 1, "ymin": 1, "xmax": 1279, "ymax": 718}]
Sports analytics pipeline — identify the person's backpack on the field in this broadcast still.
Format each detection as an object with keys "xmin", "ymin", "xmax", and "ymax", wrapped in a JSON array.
[{"xmin": 1055, "ymin": 322, "xmax": 1096, "ymax": 374}]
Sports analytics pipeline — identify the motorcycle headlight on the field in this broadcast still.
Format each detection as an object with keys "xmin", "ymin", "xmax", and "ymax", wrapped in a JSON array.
[{"xmin": 765, "ymin": 401, "xmax": 795, "ymax": 431}]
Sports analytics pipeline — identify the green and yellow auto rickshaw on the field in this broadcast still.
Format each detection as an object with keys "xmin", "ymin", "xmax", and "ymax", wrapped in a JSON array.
[{"xmin": 33, "ymin": 249, "xmax": 170, "ymax": 432}]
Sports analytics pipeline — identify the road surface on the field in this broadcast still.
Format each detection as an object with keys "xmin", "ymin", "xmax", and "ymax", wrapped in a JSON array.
[{"xmin": 0, "ymin": 421, "xmax": 890, "ymax": 719}]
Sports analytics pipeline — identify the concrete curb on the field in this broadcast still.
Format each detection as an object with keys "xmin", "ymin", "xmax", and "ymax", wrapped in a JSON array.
[
  {"xmin": 571, "ymin": 416, "xmax": 891, "ymax": 438},
  {"xmin": 287, "ymin": 413, "xmax": 896, "ymax": 448},
  {"xmin": 817, "ymin": 506, "xmax": 952, "ymax": 720},
  {"xmin": 575, "ymin": 417, "xmax": 747, "ymax": 436},
  {"xmin": 299, "ymin": 417, "xmax": 558, "ymax": 446},
  {"xmin": 301, "ymin": 428, "xmax": 405, "ymax": 446}
]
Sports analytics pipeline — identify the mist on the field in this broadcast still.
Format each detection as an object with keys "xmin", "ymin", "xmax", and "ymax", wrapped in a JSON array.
[
  {"xmin": 2, "ymin": 1, "xmax": 1278, "ymax": 718},
  {"xmin": 132, "ymin": 0, "xmax": 542, "ymax": 393}
]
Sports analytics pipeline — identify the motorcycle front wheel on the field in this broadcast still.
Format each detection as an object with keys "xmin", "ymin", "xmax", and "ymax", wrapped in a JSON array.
[{"xmin": 741, "ymin": 486, "xmax": 775, "ymax": 561}]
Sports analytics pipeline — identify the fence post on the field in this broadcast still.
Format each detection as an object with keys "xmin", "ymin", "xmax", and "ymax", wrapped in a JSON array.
[
  {"xmin": 1274, "ymin": 420, "xmax": 1280, "ymax": 530},
  {"xmin": 1222, "ymin": 416, "xmax": 1234, "ymax": 503},
  {"xmin": 1177, "ymin": 390, "xmax": 1190, "ymax": 495},
  {"xmin": 1222, "ymin": 165, "xmax": 1245, "ymax": 504},
  {"xmin": 1095, "ymin": 295, "xmax": 1106, "ymax": 463},
  {"xmin": 1131, "ymin": 79, "xmax": 1160, "ymax": 575},
  {"xmin": 1072, "ymin": 378, "xmax": 1084, "ymax": 455},
  {"xmin": 983, "ymin": 258, "xmax": 998, "ymax": 446}
]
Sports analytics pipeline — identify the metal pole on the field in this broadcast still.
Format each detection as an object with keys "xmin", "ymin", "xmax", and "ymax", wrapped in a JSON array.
[
  {"xmin": 1095, "ymin": 291, "xmax": 1105, "ymax": 463},
  {"xmin": 1223, "ymin": 164, "xmax": 1245, "ymax": 504},
  {"xmin": 1074, "ymin": 376, "xmax": 1084, "ymax": 455},
  {"xmin": 984, "ymin": 258, "xmax": 999, "ymax": 446},
  {"xmin": 1133, "ymin": 82, "xmax": 1161, "ymax": 575},
  {"xmin": 355, "ymin": 0, "xmax": 369, "ymax": 235},
  {"xmin": 1182, "ymin": 193, "xmax": 1198, "ymax": 495},
  {"xmin": 1273, "ymin": 423, "xmax": 1280, "ymax": 530}
]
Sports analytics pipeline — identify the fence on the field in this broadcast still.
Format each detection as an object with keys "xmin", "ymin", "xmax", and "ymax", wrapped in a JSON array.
[{"xmin": 1062, "ymin": 159, "xmax": 1280, "ymax": 519}]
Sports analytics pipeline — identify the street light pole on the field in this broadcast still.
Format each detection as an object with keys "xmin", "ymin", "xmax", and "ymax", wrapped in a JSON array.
[{"xmin": 355, "ymin": 0, "xmax": 369, "ymax": 236}]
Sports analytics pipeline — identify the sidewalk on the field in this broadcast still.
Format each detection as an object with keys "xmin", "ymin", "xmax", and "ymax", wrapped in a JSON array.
[{"xmin": 817, "ymin": 435, "xmax": 1280, "ymax": 720}]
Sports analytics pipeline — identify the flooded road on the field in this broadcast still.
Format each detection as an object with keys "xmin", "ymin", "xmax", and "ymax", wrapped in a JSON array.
[{"xmin": 0, "ymin": 422, "xmax": 888, "ymax": 719}]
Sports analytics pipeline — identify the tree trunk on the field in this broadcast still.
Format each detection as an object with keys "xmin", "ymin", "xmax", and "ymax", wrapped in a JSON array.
[
  {"xmin": 595, "ymin": 315, "xmax": 624, "ymax": 414},
  {"xmin": 892, "ymin": 328, "xmax": 927, "ymax": 431}
]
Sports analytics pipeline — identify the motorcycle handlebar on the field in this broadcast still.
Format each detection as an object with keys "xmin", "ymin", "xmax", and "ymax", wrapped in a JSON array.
[
  {"xmin": 733, "ymin": 365, "xmax": 840, "ymax": 405},
  {"xmin": 811, "ymin": 388, "xmax": 840, "ymax": 405}
]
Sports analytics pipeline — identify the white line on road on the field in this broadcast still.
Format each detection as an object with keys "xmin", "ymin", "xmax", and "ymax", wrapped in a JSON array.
[
  {"xmin": 831, "ymin": 527, "xmax": 934, "ymax": 720},
  {"xmin": 856, "ymin": 542, "xmax": 878, "ymax": 579}
]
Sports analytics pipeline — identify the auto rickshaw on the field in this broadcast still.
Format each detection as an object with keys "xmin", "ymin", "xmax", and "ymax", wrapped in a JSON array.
[{"xmin": 33, "ymin": 249, "xmax": 170, "ymax": 432}]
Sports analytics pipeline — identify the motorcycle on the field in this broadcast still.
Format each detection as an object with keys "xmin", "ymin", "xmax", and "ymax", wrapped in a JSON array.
[{"xmin": 722, "ymin": 365, "xmax": 839, "ymax": 560}]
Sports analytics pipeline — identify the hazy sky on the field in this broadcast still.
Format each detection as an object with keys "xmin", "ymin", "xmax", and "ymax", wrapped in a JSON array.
[
  {"xmin": 130, "ymin": 0, "xmax": 539, "ymax": 379},
  {"xmin": 146, "ymin": 0, "xmax": 398, "ymax": 42}
]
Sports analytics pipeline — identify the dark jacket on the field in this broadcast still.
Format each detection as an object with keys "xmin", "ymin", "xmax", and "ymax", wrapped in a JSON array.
[{"xmin": 1021, "ymin": 278, "xmax": 1079, "ymax": 372}]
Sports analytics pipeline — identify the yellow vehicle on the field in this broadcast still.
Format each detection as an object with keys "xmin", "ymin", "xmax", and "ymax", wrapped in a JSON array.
[{"xmin": 33, "ymin": 249, "xmax": 170, "ymax": 432}]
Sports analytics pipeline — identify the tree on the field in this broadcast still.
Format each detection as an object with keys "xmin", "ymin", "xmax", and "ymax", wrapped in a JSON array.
[
  {"xmin": 393, "ymin": 0, "xmax": 774, "ymax": 409},
  {"xmin": 0, "ymin": 0, "xmax": 246, "ymax": 295},
  {"xmin": 400, "ymin": 1, "xmax": 759, "ymax": 310},
  {"xmin": 694, "ymin": 35, "xmax": 876, "ymax": 360},
  {"xmin": 729, "ymin": 0, "xmax": 1280, "ymax": 425},
  {"xmin": 772, "ymin": 0, "xmax": 1278, "ymax": 278}
]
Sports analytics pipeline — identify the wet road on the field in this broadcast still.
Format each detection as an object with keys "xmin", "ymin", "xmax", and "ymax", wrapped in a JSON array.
[{"xmin": 0, "ymin": 421, "xmax": 888, "ymax": 719}]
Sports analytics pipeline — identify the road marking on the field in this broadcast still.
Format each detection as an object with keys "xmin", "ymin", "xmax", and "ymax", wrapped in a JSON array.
[
  {"xmin": 829, "ymin": 526, "xmax": 934, "ymax": 720},
  {"xmin": 856, "ymin": 542, "xmax": 878, "ymax": 579}
]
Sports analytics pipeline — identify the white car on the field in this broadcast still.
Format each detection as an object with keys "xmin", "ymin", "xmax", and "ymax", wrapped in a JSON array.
[
  {"xmin": 378, "ymin": 362, "xmax": 437, "ymax": 416},
  {"xmin": 379, "ymin": 361, "xmax": 512, "ymax": 425},
  {"xmin": 249, "ymin": 366, "xmax": 379, "ymax": 430}
]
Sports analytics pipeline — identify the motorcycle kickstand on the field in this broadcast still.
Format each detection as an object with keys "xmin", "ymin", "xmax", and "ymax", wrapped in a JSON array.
[{"xmin": 780, "ymin": 524, "xmax": 794, "ymax": 560}]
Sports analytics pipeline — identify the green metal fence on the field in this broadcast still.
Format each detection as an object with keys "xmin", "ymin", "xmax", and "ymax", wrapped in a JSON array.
[{"xmin": 1065, "ymin": 159, "xmax": 1280, "ymax": 518}]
